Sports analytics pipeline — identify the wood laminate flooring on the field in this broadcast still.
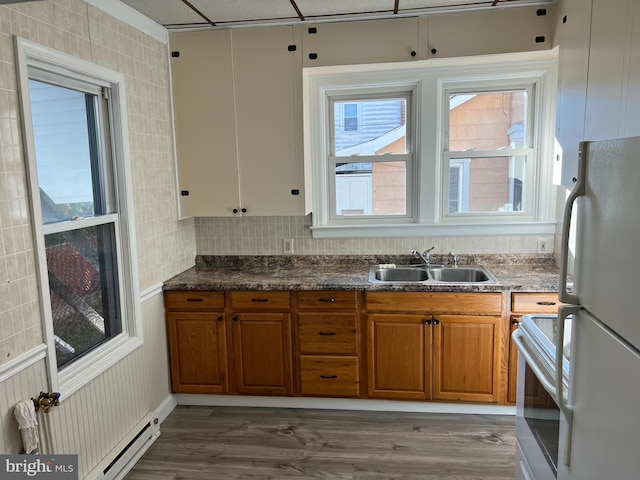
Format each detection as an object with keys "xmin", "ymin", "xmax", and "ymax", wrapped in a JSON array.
[{"xmin": 124, "ymin": 406, "xmax": 516, "ymax": 480}]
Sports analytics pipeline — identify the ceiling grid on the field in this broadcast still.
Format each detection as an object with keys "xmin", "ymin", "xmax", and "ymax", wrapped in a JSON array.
[{"xmin": 119, "ymin": 0, "xmax": 555, "ymax": 30}]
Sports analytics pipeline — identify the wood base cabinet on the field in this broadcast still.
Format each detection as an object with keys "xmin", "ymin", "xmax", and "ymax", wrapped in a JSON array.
[
  {"xmin": 164, "ymin": 291, "xmax": 229, "ymax": 394},
  {"xmin": 432, "ymin": 315, "xmax": 501, "ymax": 403},
  {"xmin": 365, "ymin": 292, "xmax": 503, "ymax": 403},
  {"xmin": 229, "ymin": 292, "xmax": 293, "ymax": 396},
  {"xmin": 294, "ymin": 291, "xmax": 361, "ymax": 398},
  {"xmin": 232, "ymin": 312, "xmax": 293, "ymax": 395},
  {"xmin": 367, "ymin": 314, "xmax": 431, "ymax": 400}
]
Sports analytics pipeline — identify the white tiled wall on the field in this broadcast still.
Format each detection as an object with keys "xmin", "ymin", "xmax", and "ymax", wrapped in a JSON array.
[
  {"xmin": 0, "ymin": 0, "xmax": 195, "ymax": 366},
  {"xmin": 195, "ymin": 215, "xmax": 553, "ymax": 256}
]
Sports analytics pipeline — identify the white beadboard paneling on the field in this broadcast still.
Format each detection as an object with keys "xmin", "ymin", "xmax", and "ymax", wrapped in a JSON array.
[
  {"xmin": 0, "ymin": 360, "xmax": 49, "ymax": 454},
  {"xmin": 0, "ymin": 289, "xmax": 172, "ymax": 478}
]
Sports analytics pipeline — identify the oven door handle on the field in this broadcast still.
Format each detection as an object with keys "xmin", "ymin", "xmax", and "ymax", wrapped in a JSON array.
[
  {"xmin": 557, "ymin": 304, "xmax": 579, "ymax": 467},
  {"xmin": 512, "ymin": 328, "xmax": 557, "ymax": 396}
]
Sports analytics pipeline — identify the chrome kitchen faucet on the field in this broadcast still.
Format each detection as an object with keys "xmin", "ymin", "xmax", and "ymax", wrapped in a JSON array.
[{"xmin": 411, "ymin": 246, "xmax": 435, "ymax": 266}]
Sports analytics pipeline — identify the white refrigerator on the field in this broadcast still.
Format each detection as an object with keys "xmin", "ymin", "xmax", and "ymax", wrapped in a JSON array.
[{"xmin": 557, "ymin": 137, "xmax": 640, "ymax": 479}]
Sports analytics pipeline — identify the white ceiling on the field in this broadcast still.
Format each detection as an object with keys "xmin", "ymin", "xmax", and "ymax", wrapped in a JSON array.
[{"xmin": 119, "ymin": 0, "xmax": 555, "ymax": 30}]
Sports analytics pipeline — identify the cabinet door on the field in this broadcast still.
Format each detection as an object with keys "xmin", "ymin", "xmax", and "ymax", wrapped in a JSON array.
[
  {"xmin": 583, "ymin": 0, "xmax": 629, "ymax": 142},
  {"xmin": 553, "ymin": 0, "xmax": 592, "ymax": 186},
  {"xmin": 166, "ymin": 312, "xmax": 228, "ymax": 394},
  {"xmin": 427, "ymin": 6, "xmax": 551, "ymax": 58},
  {"xmin": 232, "ymin": 27, "xmax": 305, "ymax": 216},
  {"xmin": 432, "ymin": 315, "xmax": 501, "ymax": 403},
  {"xmin": 169, "ymin": 31, "xmax": 240, "ymax": 217},
  {"xmin": 302, "ymin": 18, "xmax": 419, "ymax": 67},
  {"xmin": 232, "ymin": 313, "xmax": 293, "ymax": 395},
  {"xmin": 367, "ymin": 314, "xmax": 431, "ymax": 400}
]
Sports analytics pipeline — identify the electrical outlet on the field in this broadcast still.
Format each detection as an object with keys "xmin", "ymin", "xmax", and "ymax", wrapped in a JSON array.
[
  {"xmin": 283, "ymin": 238, "xmax": 294, "ymax": 255},
  {"xmin": 537, "ymin": 237, "xmax": 550, "ymax": 253}
]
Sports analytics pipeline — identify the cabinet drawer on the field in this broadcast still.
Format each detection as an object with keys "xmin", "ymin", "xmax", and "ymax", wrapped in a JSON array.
[
  {"xmin": 512, "ymin": 293, "xmax": 560, "ymax": 314},
  {"xmin": 229, "ymin": 291, "xmax": 290, "ymax": 310},
  {"xmin": 164, "ymin": 291, "xmax": 224, "ymax": 311},
  {"xmin": 299, "ymin": 356, "xmax": 359, "ymax": 397},
  {"xmin": 297, "ymin": 313, "xmax": 358, "ymax": 354},
  {"xmin": 365, "ymin": 292, "xmax": 503, "ymax": 314},
  {"xmin": 296, "ymin": 291, "xmax": 357, "ymax": 310}
]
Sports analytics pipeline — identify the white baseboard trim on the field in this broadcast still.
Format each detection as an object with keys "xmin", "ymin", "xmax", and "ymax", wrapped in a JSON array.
[
  {"xmin": 175, "ymin": 394, "xmax": 516, "ymax": 416},
  {"xmin": 155, "ymin": 394, "xmax": 178, "ymax": 424}
]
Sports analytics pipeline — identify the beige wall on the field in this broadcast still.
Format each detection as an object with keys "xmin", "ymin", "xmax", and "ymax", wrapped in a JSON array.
[
  {"xmin": 0, "ymin": 0, "xmax": 193, "ymax": 476},
  {"xmin": 0, "ymin": 0, "xmax": 195, "ymax": 366}
]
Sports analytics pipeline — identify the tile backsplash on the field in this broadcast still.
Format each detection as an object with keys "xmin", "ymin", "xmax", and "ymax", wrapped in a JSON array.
[{"xmin": 195, "ymin": 215, "xmax": 555, "ymax": 256}]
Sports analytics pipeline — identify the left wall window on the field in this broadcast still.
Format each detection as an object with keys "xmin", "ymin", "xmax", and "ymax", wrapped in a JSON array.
[
  {"xmin": 29, "ymin": 79, "xmax": 122, "ymax": 368},
  {"xmin": 16, "ymin": 38, "xmax": 141, "ymax": 394}
]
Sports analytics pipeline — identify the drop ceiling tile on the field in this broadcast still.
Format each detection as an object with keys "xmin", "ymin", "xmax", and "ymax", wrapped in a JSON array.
[
  {"xmin": 121, "ymin": 0, "xmax": 203, "ymax": 25},
  {"xmin": 399, "ymin": 0, "xmax": 552, "ymax": 10},
  {"xmin": 295, "ymin": 0, "xmax": 395, "ymax": 17},
  {"xmin": 190, "ymin": 0, "xmax": 298, "ymax": 23}
]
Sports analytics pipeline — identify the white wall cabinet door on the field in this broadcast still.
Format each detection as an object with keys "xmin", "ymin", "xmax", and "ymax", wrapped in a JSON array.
[
  {"xmin": 427, "ymin": 6, "xmax": 552, "ymax": 58},
  {"xmin": 232, "ymin": 26, "xmax": 305, "ymax": 216},
  {"xmin": 552, "ymin": 0, "xmax": 592, "ymax": 187},
  {"xmin": 170, "ymin": 30, "xmax": 240, "ymax": 217},
  {"xmin": 302, "ymin": 18, "xmax": 420, "ymax": 67},
  {"xmin": 171, "ymin": 27, "xmax": 304, "ymax": 217},
  {"xmin": 582, "ymin": 0, "xmax": 630, "ymax": 143}
]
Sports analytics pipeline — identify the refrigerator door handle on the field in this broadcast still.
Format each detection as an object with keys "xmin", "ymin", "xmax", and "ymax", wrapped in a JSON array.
[
  {"xmin": 557, "ymin": 304, "xmax": 580, "ymax": 467},
  {"xmin": 559, "ymin": 142, "xmax": 588, "ymax": 306}
]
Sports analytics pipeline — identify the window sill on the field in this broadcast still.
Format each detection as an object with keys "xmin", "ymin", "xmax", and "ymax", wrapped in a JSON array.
[{"xmin": 309, "ymin": 221, "xmax": 557, "ymax": 239}]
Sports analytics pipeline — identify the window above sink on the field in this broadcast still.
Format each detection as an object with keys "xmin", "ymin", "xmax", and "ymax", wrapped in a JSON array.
[{"xmin": 304, "ymin": 50, "xmax": 558, "ymax": 239}]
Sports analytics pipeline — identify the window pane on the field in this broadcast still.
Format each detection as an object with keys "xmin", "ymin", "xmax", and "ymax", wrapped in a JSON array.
[
  {"xmin": 334, "ymin": 98, "xmax": 407, "ymax": 155},
  {"xmin": 335, "ymin": 161, "xmax": 406, "ymax": 216},
  {"xmin": 449, "ymin": 156, "xmax": 526, "ymax": 213},
  {"xmin": 45, "ymin": 223, "xmax": 121, "ymax": 368},
  {"xmin": 449, "ymin": 91, "xmax": 527, "ymax": 151},
  {"xmin": 28, "ymin": 80, "xmax": 104, "ymax": 224}
]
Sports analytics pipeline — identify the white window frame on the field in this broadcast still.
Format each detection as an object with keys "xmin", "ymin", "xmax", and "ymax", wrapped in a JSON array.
[
  {"xmin": 15, "ymin": 37, "xmax": 142, "ymax": 397},
  {"xmin": 303, "ymin": 51, "xmax": 558, "ymax": 239},
  {"xmin": 328, "ymin": 91, "xmax": 415, "ymax": 223},
  {"xmin": 441, "ymin": 84, "xmax": 536, "ymax": 221}
]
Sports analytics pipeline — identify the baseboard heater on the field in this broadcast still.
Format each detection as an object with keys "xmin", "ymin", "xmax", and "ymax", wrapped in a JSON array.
[{"xmin": 96, "ymin": 416, "xmax": 160, "ymax": 480}]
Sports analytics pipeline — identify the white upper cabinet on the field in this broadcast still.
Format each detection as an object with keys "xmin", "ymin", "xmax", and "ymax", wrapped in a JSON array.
[
  {"xmin": 583, "ymin": 0, "xmax": 630, "ymax": 143},
  {"xmin": 302, "ymin": 18, "xmax": 420, "ymax": 67},
  {"xmin": 170, "ymin": 27, "xmax": 304, "ymax": 217},
  {"xmin": 552, "ymin": 0, "xmax": 592, "ymax": 186},
  {"xmin": 553, "ymin": 0, "xmax": 640, "ymax": 186},
  {"xmin": 232, "ymin": 27, "xmax": 305, "ymax": 217},
  {"xmin": 427, "ymin": 6, "xmax": 552, "ymax": 58},
  {"xmin": 170, "ymin": 30, "xmax": 239, "ymax": 217}
]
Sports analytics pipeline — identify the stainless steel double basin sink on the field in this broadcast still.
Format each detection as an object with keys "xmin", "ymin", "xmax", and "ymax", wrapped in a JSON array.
[{"xmin": 368, "ymin": 264, "xmax": 498, "ymax": 284}]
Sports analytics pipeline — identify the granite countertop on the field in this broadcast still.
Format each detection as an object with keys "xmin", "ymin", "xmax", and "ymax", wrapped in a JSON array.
[{"xmin": 163, "ymin": 254, "xmax": 566, "ymax": 293}]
